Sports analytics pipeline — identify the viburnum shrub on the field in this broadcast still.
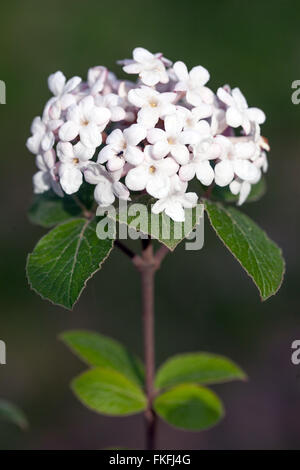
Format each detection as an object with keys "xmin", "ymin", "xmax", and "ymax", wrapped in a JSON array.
[{"xmin": 26, "ymin": 47, "xmax": 285, "ymax": 449}]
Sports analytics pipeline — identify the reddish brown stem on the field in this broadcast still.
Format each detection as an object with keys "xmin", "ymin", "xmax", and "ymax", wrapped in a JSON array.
[{"xmin": 132, "ymin": 239, "xmax": 169, "ymax": 450}]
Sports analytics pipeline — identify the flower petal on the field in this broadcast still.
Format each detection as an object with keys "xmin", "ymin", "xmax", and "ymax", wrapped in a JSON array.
[
  {"xmin": 98, "ymin": 145, "xmax": 116, "ymax": 164},
  {"xmin": 73, "ymin": 141, "xmax": 95, "ymax": 161},
  {"xmin": 179, "ymin": 163, "xmax": 196, "ymax": 182},
  {"xmin": 173, "ymin": 61, "xmax": 189, "ymax": 81},
  {"xmin": 59, "ymin": 163, "xmax": 83, "ymax": 194},
  {"xmin": 125, "ymin": 165, "xmax": 148, "ymax": 191},
  {"xmin": 147, "ymin": 128, "xmax": 166, "ymax": 144},
  {"xmin": 124, "ymin": 124, "xmax": 147, "ymax": 146},
  {"xmin": 151, "ymin": 141, "xmax": 170, "ymax": 159},
  {"xmin": 189, "ymin": 65, "xmax": 210, "ymax": 86},
  {"xmin": 238, "ymin": 181, "xmax": 251, "ymax": 206},
  {"xmin": 80, "ymin": 123, "xmax": 102, "ymax": 148},
  {"xmin": 157, "ymin": 156, "xmax": 179, "ymax": 176},
  {"xmin": 94, "ymin": 178, "xmax": 115, "ymax": 206},
  {"xmin": 195, "ymin": 160, "xmax": 214, "ymax": 186},
  {"xmin": 165, "ymin": 200, "xmax": 185, "ymax": 222},
  {"xmin": 146, "ymin": 173, "xmax": 170, "ymax": 199},
  {"xmin": 56, "ymin": 141, "xmax": 74, "ymax": 163},
  {"xmin": 106, "ymin": 129, "xmax": 125, "ymax": 149},
  {"xmin": 217, "ymin": 87, "xmax": 234, "ymax": 107},
  {"xmin": 59, "ymin": 121, "xmax": 79, "ymax": 141},
  {"xmin": 226, "ymin": 107, "xmax": 243, "ymax": 128},
  {"xmin": 133, "ymin": 47, "xmax": 154, "ymax": 63},
  {"xmin": 214, "ymin": 160, "xmax": 234, "ymax": 187},
  {"xmin": 48, "ymin": 71, "xmax": 66, "ymax": 96},
  {"xmin": 137, "ymin": 107, "xmax": 159, "ymax": 129},
  {"xmin": 233, "ymin": 160, "xmax": 260, "ymax": 182},
  {"xmin": 170, "ymin": 144, "xmax": 189, "ymax": 165},
  {"xmin": 164, "ymin": 114, "xmax": 183, "ymax": 135},
  {"xmin": 112, "ymin": 181, "xmax": 130, "ymax": 200},
  {"xmin": 64, "ymin": 76, "xmax": 81, "ymax": 94},
  {"xmin": 106, "ymin": 155, "xmax": 125, "ymax": 171},
  {"xmin": 33, "ymin": 171, "xmax": 51, "ymax": 194},
  {"xmin": 124, "ymin": 145, "xmax": 144, "ymax": 165},
  {"xmin": 247, "ymin": 107, "xmax": 266, "ymax": 125}
]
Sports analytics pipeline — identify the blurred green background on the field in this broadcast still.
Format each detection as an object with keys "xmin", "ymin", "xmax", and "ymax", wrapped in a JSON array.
[{"xmin": 0, "ymin": 0, "xmax": 299, "ymax": 449}]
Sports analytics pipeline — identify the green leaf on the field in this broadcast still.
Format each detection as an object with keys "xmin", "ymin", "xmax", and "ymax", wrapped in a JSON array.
[
  {"xmin": 28, "ymin": 184, "xmax": 95, "ymax": 228},
  {"xmin": 155, "ymin": 353, "xmax": 246, "ymax": 389},
  {"xmin": 26, "ymin": 217, "xmax": 114, "ymax": 310},
  {"xmin": 154, "ymin": 384, "xmax": 224, "ymax": 431},
  {"xmin": 0, "ymin": 400, "xmax": 28, "ymax": 429},
  {"xmin": 72, "ymin": 368, "xmax": 147, "ymax": 416},
  {"xmin": 204, "ymin": 200, "xmax": 285, "ymax": 300},
  {"xmin": 108, "ymin": 195, "xmax": 204, "ymax": 251},
  {"xmin": 28, "ymin": 191, "xmax": 82, "ymax": 228},
  {"xmin": 212, "ymin": 178, "xmax": 266, "ymax": 203},
  {"xmin": 61, "ymin": 330, "xmax": 144, "ymax": 386}
]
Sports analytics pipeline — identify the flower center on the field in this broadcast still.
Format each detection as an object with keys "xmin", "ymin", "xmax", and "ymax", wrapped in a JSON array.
[
  {"xmin": 149, "ymin": 165, "xmax": 156, "ymax": 174},
  {"xmin": 149, "ymin": 100, "xmax": 158, "ymax": 108},
  {"xmin": 73, "ymin": 158, "xmax": 79, "ymax": 164},
  {"xmin": 167, "ymin": 137, "xmax": 175, "ymax": 145},
  {"xmin": 81, "ymin": 119, "xmax": 89, "ymax": 127}
]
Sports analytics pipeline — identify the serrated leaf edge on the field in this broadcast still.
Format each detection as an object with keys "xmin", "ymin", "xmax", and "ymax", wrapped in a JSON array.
[
  {"xmin": 26, "ymin": 217, "xmax": 114, "ymax": 311},
  {"xmin": 203, "ymin": 199, "xmax": 285, "ymax": 301}
]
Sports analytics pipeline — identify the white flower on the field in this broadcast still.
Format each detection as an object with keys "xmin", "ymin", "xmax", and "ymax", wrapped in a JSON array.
[
  {"xmin": 121, "ymin": 47, "xmax": 170, "ymax": 86},
  {"xmin": 26, "ymin": 49, "xmax": 270, "ymax": 220},
  {"xmin": 229, "ymin": 179, "xmax": 252, "ymax": 206},
  {"xmin": 33, "ymin": 149, "xmax": 63, "ymax": 196},
  {"xmin": 152, "ymin": 175, "xmax": 198, "ymax": 222},
  {"xmin": 173, "ymin": 61, "xmax": 214, "ymax": 106},
  {"xmin": 98, "ymin": 124, "xmax": 146, "ymax": 171},
  {"xmin": 147, "ymin": 113, "xmax": 198, "ymax": 164},
  {"xmin": 214, "ymin": 135, "xmax": 260, "ymax": 187},
  {"xmin": 250, "ymin": 123, "xmax": 269, "ymax": 172},
  {"xmin": 217, "ymin": 86, "xmax": 266, "ymax": 135},
  {"xmin": 117, "ymin": 81, "xmax": 138, "ymax": 123},
  {"xmin": 87, "ymin": 66, "xmax": 108, "ymax": 95},
  {"xmin": 84, "ymin": 163, "xmax": 130, "ymax": 207},
  {"xmin": 125, "ymin": 145, "xmax": 178, "ymax": 199},
  {"xmin": 179, "ymin": 121, "xmax": 220, "ymax": 185},
  {"xmin": 177, "ymin": 105, "xmax": 213, "ymax": 132},
  {"xmin": 26, "ymin": 116, "xmax": 58, "ymax": 155},
  {"xmin": 210, "ymin": 102, "xmax": 227, "ymax": 135},
  {"xmin": 94, "ymin": 93, "xmax": 126, "ymax": 122},
  {"xmin": 56, "ymin": 141, "xmax": 94, "ymax": 194},
  {"xmin": 47, "ymin": 71, "xmax": 82, "ymax": 119},
  {"xmin": 128, "ymin": 86, "xmax": 176, "ymax": 129},
  {"xmin": 59, "ymin": 96, "xmax": 111, "ymax": 147}
]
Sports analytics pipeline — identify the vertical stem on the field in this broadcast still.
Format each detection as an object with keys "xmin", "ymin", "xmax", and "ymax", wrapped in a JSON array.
[
  {"xmin": 138, "ymin": 241, "xmax": 157, "ymax": 450},
  {"xmin": 130, "ymin": 240, "xmax": 169, "ymax": 450}
]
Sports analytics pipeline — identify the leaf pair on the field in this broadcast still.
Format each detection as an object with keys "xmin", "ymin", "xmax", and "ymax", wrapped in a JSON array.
[
  {"xmin": 61, "ymin": 331, "xmax": 146, "ymax": 416},
  {"xmin": 26, "ymin": 186, "xmax": 284, "ymax": 311},
  {"xmin": 153, "ymin": 353, "xmax": 245, "ymax": 431},
  {"xmin": 61, "ymin": 330, "xmax": 246, "ymax": 431}
]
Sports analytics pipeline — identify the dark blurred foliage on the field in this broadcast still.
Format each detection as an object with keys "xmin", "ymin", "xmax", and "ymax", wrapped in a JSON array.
[{"xmin": 0, "ymin": 0, "xmax": 299, "ymax": 449}]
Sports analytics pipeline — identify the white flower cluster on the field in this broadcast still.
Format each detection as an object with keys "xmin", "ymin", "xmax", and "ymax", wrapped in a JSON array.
[{"xmin": 27, "ymin": 47, "xmax": 269, "ymax": 222}]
